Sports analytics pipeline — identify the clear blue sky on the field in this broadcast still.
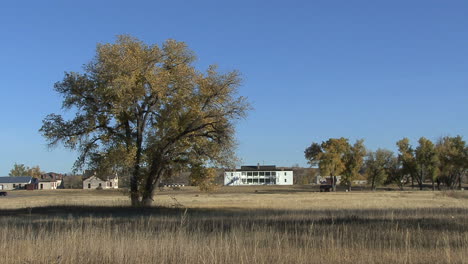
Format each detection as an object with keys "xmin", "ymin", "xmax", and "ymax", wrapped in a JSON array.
[{"xmin": 0, "ymin": 0, "xmax": 467, "ymax": 174}]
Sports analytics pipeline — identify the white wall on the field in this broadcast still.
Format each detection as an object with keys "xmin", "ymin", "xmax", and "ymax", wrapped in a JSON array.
[
  {"xmin": 0, "ymin": 183, "xmax": 14, "ymax": 190},
  {"xmin": 224, "ymin": 172, "xmax": 242, "ymax": 185},
  {"xmin": 224, "ymin": 171, "xmax": 293, "ymax": 186},
  {"xmin": 276, "ymin": 171, "xmax": 293, "ymax": 185},
  {"xmin": 83, "ymin": 176, "xmax": 119, "ymax": 189},
  {"xmin": 38, "ymin": 181, "xmax": 60, "ymax": 190},
  {"xmin": 0, "ymin": 182, "xmax": 29, "ymax": 190},
  {"xmin": 315, "ymin": 175, "xmax": 342, "ymax": 184}
]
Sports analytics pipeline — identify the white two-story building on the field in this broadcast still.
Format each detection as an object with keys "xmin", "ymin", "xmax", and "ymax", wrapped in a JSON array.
[{"xmin": 224, "ymin": 165, "xmax": 293, "ymax": 186}]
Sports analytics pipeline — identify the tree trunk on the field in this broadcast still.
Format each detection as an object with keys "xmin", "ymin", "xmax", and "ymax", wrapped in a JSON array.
[
  {"xmin": 458, "ymin": 173, "xmax": 462, "ymax": 190},
  {"xmin": 332, "ymin": 175, "xmax": 337, "ymax": 192},
  {"xmin": 141, "ymin": 175, "xmax": 159, "ymax": 207},
  {"xmin": 130, "ymin": 146, "xmax": 143, "ymax": 206},
  {"xmin": 431, "ymin": 178, "xmax": 435, "ymax": 191},
  {"xmin": 437, "ymin": 178, "xmax": 441, "ymax": 191},
  {"xmin": 130, "ymin": 167, "xmax": 141, "ymax": 206},
  {"xmin": 139, "ymin": 157, "xmax": 165, "ymax": 207},
  {"xmin": 130, "ymin": 122, "xmax": 144, "ymax": 207},
  {"xmin": 141, "ymin": 196, "xmax": 154, "ymax": 207},
  {"xmin": 419, "ymin": 169, "xmax": 423, "ymax": 190}
]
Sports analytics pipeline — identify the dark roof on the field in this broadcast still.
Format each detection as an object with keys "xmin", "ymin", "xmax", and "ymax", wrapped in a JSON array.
[
  {"xmin": 40, "ymin": 172, "xmax": 64, "ymax": 180},
  {"xmin": 83, "ymin": 175, "xmax": 118, "ymax": 181},
  {"xmin": 38, "ymin": 179, "xmax": 59, "ymax": 182},
  {"xmin": 239, "ymin": 165, "xmax": 278, "ymax": 171},
  {"xmin": 0, "ymin": 176, "xmax": 33, "ymax": 184}
]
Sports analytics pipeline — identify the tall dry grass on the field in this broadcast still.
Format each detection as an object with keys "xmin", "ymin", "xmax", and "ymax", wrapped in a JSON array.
[
  {"xmin": 0, "ymin": 206, "xmax": 467, "ymax": 264},
  {"xmin": 0, "ymin": 188, "xmax": 467, "ymax": 263}
]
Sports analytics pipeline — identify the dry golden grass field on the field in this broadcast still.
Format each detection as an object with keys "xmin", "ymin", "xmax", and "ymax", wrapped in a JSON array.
[{"xmin": 1, "ymin": 186, "xmax": 467, "ymax": 264}]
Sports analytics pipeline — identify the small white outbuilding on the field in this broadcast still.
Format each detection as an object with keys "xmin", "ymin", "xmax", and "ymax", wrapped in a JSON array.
[{"xmin": 83, "ymin": 175, "xmax": 118, "ymax": 189}]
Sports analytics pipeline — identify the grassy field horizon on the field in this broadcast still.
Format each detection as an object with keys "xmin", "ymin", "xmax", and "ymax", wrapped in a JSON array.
[{"xmin": 1, "ymin": 185, "xmax": 467, "ymax": 209}]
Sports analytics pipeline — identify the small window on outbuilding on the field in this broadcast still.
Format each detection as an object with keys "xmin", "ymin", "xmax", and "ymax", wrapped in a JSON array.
[
  {"xmin": 88, "ymin": 183, "xmax": 91, "ymax": 189},
  {"xmin": 284, "ymin": 179, "xmax": 287, "ymax": 183}
]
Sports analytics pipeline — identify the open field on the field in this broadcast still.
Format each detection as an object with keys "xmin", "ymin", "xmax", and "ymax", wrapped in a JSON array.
[{"xmin": 1, "ymin": 186, "xmax": 467, "ymax": 263}]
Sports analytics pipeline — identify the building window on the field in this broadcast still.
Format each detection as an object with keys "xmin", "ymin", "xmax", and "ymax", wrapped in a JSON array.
[
  {"xmin": 110, "ymin": 182, "xmax": 113, "ymax": 187},
  {"xmin": 242, "ymin": 172, "xmax": 246, "ymax": 176},
  {"xmin": 259, "ymin": 172, "xmax": 264, "ymax": 176},
  {"xmin": 272, "ymin": 172, "xmax": 276, "ymax": 176},
  {"xmin": 88, "ymin": 183, "xmax": 91, "ymax": 189},
  {"xmin": 265, "ymin": 172, "xmax": 271, "ymax": 176},
  {"xmin": 13, "ymin": 184, "xmax": 16, "ymax": 188},
  {"xmin": 253, "ymin": 172, "xmax": 258, "ymax": 176},
  {"xmin": 99, "ymin": 183, "xmax": 102, "ymax": 188},
  {"xmin": 247, "ymin": 179, "xmax": 252, "ymax": 184},
  {"xmin": 284, "ymin": 172, "xmax": 286, "ymax": 176},
  {"xmin": 40, "ymin": 184, "xmax": 43, "ymax": 190},
  {"xmin": 285, "ymin": 179, "xmax": 287, "ymax": 183},
  {"xmin": 247, "ymin": 172, "xmax": 252, "ymax": 176}
]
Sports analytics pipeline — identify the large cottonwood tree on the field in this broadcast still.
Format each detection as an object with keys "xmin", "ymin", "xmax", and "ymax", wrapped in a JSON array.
[
  {"xmin": 415, "ymin": 137, "xmax": 439, "ymax": 190},
  {"xmin": 365, "ymin": 149, "xmax": 394, "ymax": 190},
  {"xmin": 342, "ymin": 139, "xmax": 366, "ymax": 191},
  {"xmin": 40, "ymin": 35, "xmax": 249, "ymax": 206},
  {"xmin": 436, "ymin": 136, "xmax": 467, "ymax": 189},
  {"xmin": 397, "ymin": 137, "xmax": 439, "ymax": 190},
  {"xmin": 396, "ymin": 138, "xmax": 418, "ymax": 189},
  {"xmin": 305, "ymin": 137, "xmax": 351, "ymax": 191}
]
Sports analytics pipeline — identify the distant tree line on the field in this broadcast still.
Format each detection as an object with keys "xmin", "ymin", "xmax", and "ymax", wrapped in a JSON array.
[
  {"xmin": 8, "ymin": 163, "xmax": 44, "ymax": 178},
  {"xmin": 305, "ymin": 136, "xmax": 468, "ymax": 191}
]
